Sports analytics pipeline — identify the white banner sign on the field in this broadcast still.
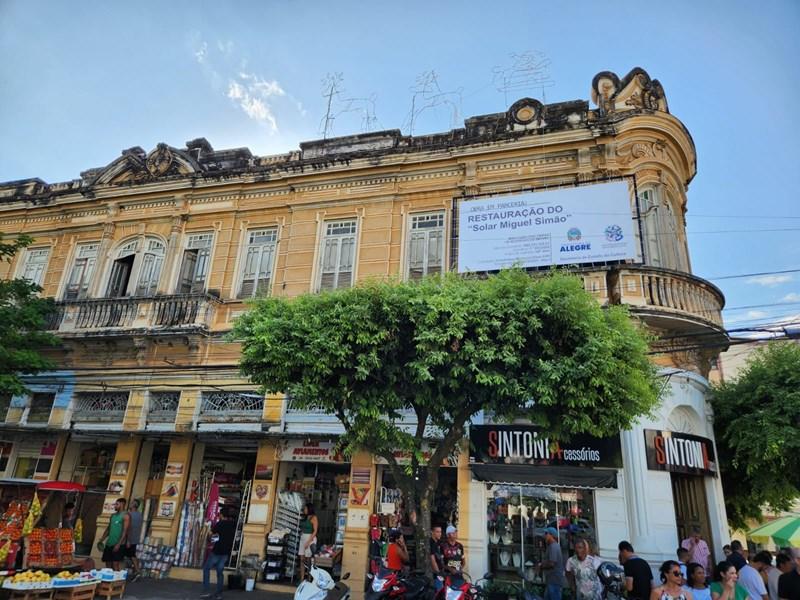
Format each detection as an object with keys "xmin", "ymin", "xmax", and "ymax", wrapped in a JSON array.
[{"xmin": 457, "ymin": 181, "xmax": 638, "ymax": 272}]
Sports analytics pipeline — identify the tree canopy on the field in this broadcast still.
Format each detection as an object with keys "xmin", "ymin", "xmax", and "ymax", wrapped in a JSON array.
[
  {"xmin": 710, "ymin": 341, "xmax": 800, "ymax": 529},
  {"xmin": 0, "ymin": 235, "xmax": 58, "ymax": 397},
  {"xmin": 233, "ymin": 268, "xmax": 660, "ymax": 568}
]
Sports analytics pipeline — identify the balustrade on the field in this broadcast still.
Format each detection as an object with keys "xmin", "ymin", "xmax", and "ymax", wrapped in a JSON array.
[
  {"xmin": 45, "ymin": 293, "xmax": 218, "ymax": 334},
  {"xmin": 72, "ymin": 391, "xmax": 129, "ymax": 422}
]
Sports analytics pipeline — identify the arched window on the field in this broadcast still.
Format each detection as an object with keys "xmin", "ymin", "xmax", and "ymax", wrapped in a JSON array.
[{"xmin": 105, "ymin": 236, "xmax": 166, "ymax": 297}]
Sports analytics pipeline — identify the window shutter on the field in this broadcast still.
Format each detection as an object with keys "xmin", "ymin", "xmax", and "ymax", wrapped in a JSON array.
[{"xmin": 178, "ymin": 251, "xmax": 198, "ymax": 294}]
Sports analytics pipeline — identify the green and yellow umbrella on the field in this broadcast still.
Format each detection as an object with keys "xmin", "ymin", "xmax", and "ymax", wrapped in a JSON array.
[{"xmin": 747, "ymin": 515, "xmax": 800, "ymax": 547}]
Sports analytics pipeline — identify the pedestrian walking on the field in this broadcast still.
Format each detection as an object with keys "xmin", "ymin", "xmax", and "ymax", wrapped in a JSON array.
[
  {"xmin": 201, "ymin": 508, "xmax": 235, "ymax": 600},
  {"xmin": 728, "ymin": 542, "xmax": 748, "ymax": 572},
  {"xmin": 566, "ymin": 538, "xmax": 602, "ymax": 600},
  {"xmin": 710, "ymin": 561, "xmax": 749, "ymax": 600},
  {"xmin": 651, "ymin": 560, "xmax": 693, "ymax": 600},
  {"xmin": 767, "ymin": 552, "xmax": 794, "ymax": 600},
  {"xmin": 125, "ymin": 499, "xmax": 143, "ymax": 581},
  {"xmin": 777, "ymin": 548, "xmax": 800, "ymax": 600},
  {"xmin": 619, "ymin": 541, "xmax": 654, "ymax": 600},
  {"xmin": 682, "ymin": 528, "xmax": 712, "ymax": 573},
  {"xmin": 684, "ymin": 562, "xmax": 711, "ymax": 600},
  {"xmin": 539, "ymin": 527, "xmax": 565, "ymax": 600},
  {"xmin": 738, "ymin": 555, "xmax": 768, "ymax": 600}
]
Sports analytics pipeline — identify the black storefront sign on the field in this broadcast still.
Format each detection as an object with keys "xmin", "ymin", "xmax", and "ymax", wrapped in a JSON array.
[
  {"xmin": 469, "ymin": 424, "xmax": 623, "ymax": 469},
  {"xmin": 643, "ymin": 429, "xmax": 717, "ymax": 477}
]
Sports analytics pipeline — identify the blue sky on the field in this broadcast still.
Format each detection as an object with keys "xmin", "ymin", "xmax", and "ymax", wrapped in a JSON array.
[{"xmin": 1, "ymin": 0, "xmax": 798, "ymax": 333}]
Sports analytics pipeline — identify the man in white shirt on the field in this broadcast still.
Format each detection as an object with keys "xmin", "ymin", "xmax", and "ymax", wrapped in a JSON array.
[{"xmin": 739, "ymin": 557, "xmax": 769, "ymax": 600}]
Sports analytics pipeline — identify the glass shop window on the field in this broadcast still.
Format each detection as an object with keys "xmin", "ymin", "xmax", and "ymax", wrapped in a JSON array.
[{"xmin": 486, "ymin": 485, "xmax": 596, "ymax": 581}]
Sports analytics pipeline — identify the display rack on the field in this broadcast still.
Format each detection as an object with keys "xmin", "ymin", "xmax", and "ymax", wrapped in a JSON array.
[
  {"xmin": 334, "ymin": 492, "xmax": 348, "ymax": 546},
  {"xmin": 263, "ymin": 531, "xmax": 288, "ymax": 582},
  {"xmin": 271, "ymin": 491, "xmax": 304, "ymax": 580}
]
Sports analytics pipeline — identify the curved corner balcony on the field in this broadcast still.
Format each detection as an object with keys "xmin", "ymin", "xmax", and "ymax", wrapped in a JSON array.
[
  {"xmin": 612, "ymin": 265, "xmax": 727, "ymax": 343},
  {"xmin": 45, "ymin": 293, "xmax": 220, "ymax": 337}
]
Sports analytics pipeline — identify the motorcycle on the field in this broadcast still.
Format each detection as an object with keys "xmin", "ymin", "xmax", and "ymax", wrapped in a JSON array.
[
  {"xmin": 434, "ymin": 571, "xmax": 491, "ymax": 600},
  {"xmin": 366, "ymin": 566, "xmax": 434, "ymax": 600},
  {"xmin": 295, "ymin": 561, "xmax": 351, "ymax": 600},
  {"xmin": 597, "ymin": 561, "xmax": 625, "ymax": 600}
]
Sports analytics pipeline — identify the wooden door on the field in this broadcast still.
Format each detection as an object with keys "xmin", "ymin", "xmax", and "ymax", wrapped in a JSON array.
[{"xmin": 671, "ymin": 473, "xmax": 713, "ymax": 557}]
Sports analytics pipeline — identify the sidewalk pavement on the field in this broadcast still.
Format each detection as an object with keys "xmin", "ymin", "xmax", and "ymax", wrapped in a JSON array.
[{"xmin": 123, "ymin": 577, "xmax": 296, "ymax": 600}]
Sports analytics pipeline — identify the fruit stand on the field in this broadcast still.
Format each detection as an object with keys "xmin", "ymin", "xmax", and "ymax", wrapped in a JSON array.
[
  {"xmin": 1, "ymin": 568, "xmax": 125, "ymax": 599},
  {"xmin": 0, "ymin": 480, "xmax": 86, "ymax": 571}
]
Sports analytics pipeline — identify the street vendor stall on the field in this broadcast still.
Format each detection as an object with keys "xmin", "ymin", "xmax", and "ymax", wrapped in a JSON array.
[{"xmin": 0, "ymin": 480, "xmax": 86, "ymax": 571}]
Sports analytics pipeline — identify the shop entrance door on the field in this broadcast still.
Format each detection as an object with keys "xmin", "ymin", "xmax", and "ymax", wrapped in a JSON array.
[{"xmin": 671, "ymin": 473, "xmax": 712, "ymax": 555}]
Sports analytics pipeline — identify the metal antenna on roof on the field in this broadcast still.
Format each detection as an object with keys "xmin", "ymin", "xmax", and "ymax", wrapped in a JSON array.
[
  {"xmin": 320, "ymin": 74, "xmax": 381, "ymax": 137},
  {"xmin": 320, "ymin": 73, "xmax": 344, "ymax": 140},
  {"xmin": 336, "ymin": 93, "xmax": 380, "ymax": 133},
  {"xmin": 492, "ymin": 51, "xmax": 555, "ymax": 106},
  {"xmin": 403, "ymin": 70, "xmax": 463, "ymax": 136}
]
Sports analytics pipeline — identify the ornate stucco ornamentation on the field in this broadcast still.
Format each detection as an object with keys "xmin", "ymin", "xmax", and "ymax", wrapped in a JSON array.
[
  {"xmin": 591, "ymin": 67, "xmax": 669, "ymax": 115},
  {"xmin": 146, "ymin": 143, "xmax": 174, "ymax": 177}
]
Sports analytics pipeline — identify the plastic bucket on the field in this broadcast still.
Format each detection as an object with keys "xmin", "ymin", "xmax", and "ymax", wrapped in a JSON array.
[{"xmin": 245, "ymin": 577, "xmax": 256, "ymax": 592}]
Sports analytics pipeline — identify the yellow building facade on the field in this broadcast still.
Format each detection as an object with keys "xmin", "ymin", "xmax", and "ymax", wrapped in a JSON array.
[{"xmin": 0, "ymin": 67, "xmax": 729, "ymax": 591}]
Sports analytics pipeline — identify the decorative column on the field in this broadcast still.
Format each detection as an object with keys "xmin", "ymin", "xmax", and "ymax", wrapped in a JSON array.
[
  {"xmin": 341, "ymin": 452, "xmax": 376, "ymax": 600},
  {"xmin": 239, "ymin": 440, "xmax": 279, "ymax": 558},
  {"xmin": 91, "ymin": 436, "xmax": 143, "ymax": 560},
  {"xmin": 87, "ymin": 220, "xmax": 116, "ymax": 298},
  {"xmin": 620, "ymin": 427, "xmax": 653, "ymax": 547},
  {"xmin": 148, "ymin": 438, "xmax": 193, "ymax": 547}
]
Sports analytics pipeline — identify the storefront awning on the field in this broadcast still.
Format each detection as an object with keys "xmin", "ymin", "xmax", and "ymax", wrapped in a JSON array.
[{"xmin": 470, "ymin": 464, "xmax": 618, "ymax": 489}]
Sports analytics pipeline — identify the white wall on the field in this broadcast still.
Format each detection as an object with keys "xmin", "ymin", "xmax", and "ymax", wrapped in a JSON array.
[{"xmin": 611, "ymin": 370, "xmax": 731, "ymax": 566}]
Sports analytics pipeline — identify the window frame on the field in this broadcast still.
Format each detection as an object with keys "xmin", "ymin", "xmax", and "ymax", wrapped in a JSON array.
[
  {"xmin": 18, "ymin": 247, "xmax": 50, "ymax": 287},
  {"xmin": 26, "ymin": 392, "xmax": 55, "ymax": 424},
  {"xmin": 177, "ymin": 232, "xmax": 215, "ymax": 294},
  {"xmin": 63, "ymin": 242, "xmax": 100, "ymax": 300},
  {"xmin": 405, "ymin": 211, "xmax": 446, "ymax": 281},
  {"xmin": 104, "ymin": 236, "xmax": 167, "ymax": 298},
  {"xmin": 237, "ymin": 228, "xmax": 279, "ymax": 299},
  {"xmin": 316, "ymin": 219, "xmax": 358, "ymax": 292}
]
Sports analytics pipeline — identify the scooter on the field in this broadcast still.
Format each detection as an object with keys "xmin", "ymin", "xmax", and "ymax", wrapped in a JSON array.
[
  {"xmin": 435, "ymin": 571, "xmax": 480, "ymax": 600},
  {"xmin": 295, "ymin": 561, "xmax": 351, "ymax": 600},
  {"xmin": 366, "ymin": 566, "xmax": 433, "ymax": 600}
]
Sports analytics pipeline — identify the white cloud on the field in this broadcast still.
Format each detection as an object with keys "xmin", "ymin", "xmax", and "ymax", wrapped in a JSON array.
[
  {"xmin": 194, "ymin": 41, "xmax": 208, "ymax": 64},
  {"xmin": 190, "ymin": 36, "xmax": 296, "ymax": 133},
  {"xmin": 225, "ymin": 73, "xmax": 286, "ymax": 131},
  {"xmin": 725, "ymin": 310, "xmax": 768, "ymax": 324},
  {"xmin": 227, "ymin": 81, "xmax": 245, "ymax": 100},
  {"xmin": 746, "ymin": 274, "xmax": 792, "ymax": 287},
  {"xmin": 781, "ymin": 292, "xmax": 800, "ymax": 302}
]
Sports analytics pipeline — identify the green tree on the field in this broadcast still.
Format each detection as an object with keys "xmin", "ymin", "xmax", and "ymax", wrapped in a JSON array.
[
  {"xmin": 710, "ymin": 341, "xmax": 800, "ymax": 529},
  {"xmin": 233, "ymin": 269, "xmax": 660, "ymax": 570},
  {"xmin": 0, "ymin": 234, "xmax": 59, "ymax": 396}
]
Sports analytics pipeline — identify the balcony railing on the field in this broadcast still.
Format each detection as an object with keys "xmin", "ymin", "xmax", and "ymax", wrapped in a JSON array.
[
  {"xmin": 198, "ymin": 391, "xmax": 264, "ymax": 422},
  {"xmin": 615, "ymin": 266, "xmax": 724, "ymax": 327},
  {"xmin": 147, "ymin": 391, "xmax": 180, "ymax": 423},
  {"xmin": 72, "ymin": 392, "xmax": 129, "ymax": 422},
  {"xmin": 46, "ymin": 293, "xmax": 219, "ymax": 335}
]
